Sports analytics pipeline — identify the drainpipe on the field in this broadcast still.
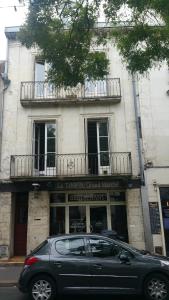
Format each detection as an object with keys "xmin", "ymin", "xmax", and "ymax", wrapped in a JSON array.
[
  {"xmin": 132, "ymin": 73, "xmax": 154, "ymax": 252},
  {"xmin": 0, "ymin": 73, "xmax": 10, "ymax": 172}
]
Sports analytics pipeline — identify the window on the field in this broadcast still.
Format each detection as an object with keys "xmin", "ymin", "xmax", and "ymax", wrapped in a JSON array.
[
  {"xmin": 55, "ymin": 238, "xmax": 86, "ymax": 256},
  {"xmin": 88, "ymin": 238, "xmax": 120, "ymax": 257},
  {"xmin": 87, "ymin": 119, "xmax": 110, "ymax": 175},
  {"xmin": 34, "ymin": 121, "xmax": 56, "ymax": 173}
]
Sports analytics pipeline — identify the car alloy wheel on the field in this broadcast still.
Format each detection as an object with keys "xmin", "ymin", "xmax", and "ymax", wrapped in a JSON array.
[
  {"xmin": 144, "ymin": 274, "xmax": 169, "ymax": 300},
  {"xmin": 29, "ymin": 275, "xmax": 56, "ymax": 300}
]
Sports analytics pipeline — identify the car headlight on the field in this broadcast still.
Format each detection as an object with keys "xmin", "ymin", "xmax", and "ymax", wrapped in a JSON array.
[{"xmin": 160, "ymin": 260, "xmax": 169, "ymax": 267}]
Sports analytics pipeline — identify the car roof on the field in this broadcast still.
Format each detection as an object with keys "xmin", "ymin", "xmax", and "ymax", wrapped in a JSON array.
[{"xmin": 47, "ymin": 233, "xmax": 121, "ymax": 245}]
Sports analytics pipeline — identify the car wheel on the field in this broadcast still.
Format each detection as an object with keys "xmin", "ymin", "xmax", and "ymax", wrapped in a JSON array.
[
  {"xmin": 29, "ymin": 275, "xmax": 56, "ymax": 300},
  {"xmin": 144, "ymin": 273, "xmax": 169, "ymax": 300}
]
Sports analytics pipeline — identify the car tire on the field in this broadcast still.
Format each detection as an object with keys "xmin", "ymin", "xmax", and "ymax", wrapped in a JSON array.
[
  {"xmin": 29, "ymin": 274, "xmax": 57, "ymax": 300},
  {"xmin": 144, "ymin": 273, "xmax": 169, "ymax": 300}
]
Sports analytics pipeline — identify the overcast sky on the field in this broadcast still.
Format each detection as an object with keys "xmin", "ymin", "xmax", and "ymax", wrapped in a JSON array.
[{"xmin": 0, "ymin": 0, "xmax": 27, "ymax": 60}]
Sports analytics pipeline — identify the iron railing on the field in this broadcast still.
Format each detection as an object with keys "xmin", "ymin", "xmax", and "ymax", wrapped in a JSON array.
[
  {"xmin": 10, "ymin": 152, "xmax": 132, "ymax": 178},
  {"xmin": 20, "ymin": 78, "xmax": 121, "ymax": 101}
]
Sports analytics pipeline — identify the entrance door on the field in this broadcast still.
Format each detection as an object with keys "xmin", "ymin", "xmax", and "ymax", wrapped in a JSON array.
[
  {"xmin": 34, "ymin": 122, "xmax": 56, "ymax": 175},
  {"xmin": 87, "ymin": 119, "xmax": 110, "ymax": 175},
  {"xmin": 14, "ymin": 193, "xmax": 28, "ymax": 256},
  {"xmin": 90, "ymin": 206, "xmax": 107, "ymax": 233},
  {"xmin": 160, "ymin": 188, "xmax": 169, "ymax": 256}
]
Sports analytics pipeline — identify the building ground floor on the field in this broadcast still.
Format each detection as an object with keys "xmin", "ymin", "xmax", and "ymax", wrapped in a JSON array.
[
  {"xmin": 0, "ymin": 178, "xmax": 145, "ymax": 259},
  {"xmin": 144, "ymin": 167, "xmax": 169, "ymax": 257}
]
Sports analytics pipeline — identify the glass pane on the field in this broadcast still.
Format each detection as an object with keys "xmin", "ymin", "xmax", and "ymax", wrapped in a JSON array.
[
  {"xmin": 50, "ymin": 207, "xmax": 65, "ymax": 235},
  {"xmin": 50, "ymin": 193, "xmax": 65, "ymax": 203},
  {"xmin": 100, "ymin": 137, "xmax": 108, "ymax": 151},
  {"xmin": 35, "ymin": 61, "xmax": 45, "ymax": 82},
  {"xmin": 69, "ymin": 206, "xmax": 86, "ymax": 233},
  {"xmin": 99, "ymin": 122, "xmax": 108, "ymax": 136},
  {"xmin": 90, "ymin": 206, "xmax": 107, "ymax": 233},
  {"xmin": 111, "ymin": 205, "xmax": 128, "ymax": 242},
  {"xmin": 110, "ymin": 192, "xmax": 126, "ymax": 202},
  {"xmin": 100, "ymin": 152, "xmax": 109, "ymax": 166},
  {"xmin": 89, "ymin": 238, "xmax": 119, "ymax": 257},
  {"xmin": 47, "ymin": 138, "xmax": 55, "ymax": 152},
  {"xmin": 47, "ymin": 124, "xmax": 56, "ymax": 138},
  {"xmin": 47, "ymin": 153, "xmax": 55, "ymax": 167},
  {"xmin": 55, "ymin": 238, "xmax": 86, "ymax": 256}
]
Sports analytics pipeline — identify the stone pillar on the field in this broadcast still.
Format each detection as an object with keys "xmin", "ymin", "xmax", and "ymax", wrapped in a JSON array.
[
  {"xmin": 126, "ymin": 188, "xmax": 145, "ymax": 250},
  {"xmin": 0, "ymin": 192, "xmax": 12, "ymax": 259},
  {"xmin": 27, "ymin": 191, "xmax": 49, "ymax": 254}
]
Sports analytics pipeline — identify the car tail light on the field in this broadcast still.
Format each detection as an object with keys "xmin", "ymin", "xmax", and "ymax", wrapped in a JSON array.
[{"xmin": 24, "ymin": 256, "xmax": 39, "ymax": 266}]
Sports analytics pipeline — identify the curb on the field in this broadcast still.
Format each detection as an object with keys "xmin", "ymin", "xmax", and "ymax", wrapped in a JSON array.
[
  {"xmin": 0, "ymin": 263, "xmax": 24, "ymax": 267},
  {"xmin": 0, "ymin": 282, "xmax": 17, "ymax": 287}
]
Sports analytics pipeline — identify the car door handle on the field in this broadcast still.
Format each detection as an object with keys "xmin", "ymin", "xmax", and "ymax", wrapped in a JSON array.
[
  {"xmin": 93, "ymin": 264, "xmax": 102, "ymax": 270},
  {"xmin": 53, "ymin": 262, "xmax": 62, "ymax": 268}
]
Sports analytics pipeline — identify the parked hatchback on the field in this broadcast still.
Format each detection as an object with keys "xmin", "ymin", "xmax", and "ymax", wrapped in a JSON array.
[{"xmin": 18, "ymin": 234, "xmax": 169, "ymax": 300}]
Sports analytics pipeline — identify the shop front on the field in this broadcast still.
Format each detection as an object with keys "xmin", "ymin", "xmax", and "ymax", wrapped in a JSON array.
[{"xmin": 50, "ymin": 191, "xmax": 128, "ymax": 241}]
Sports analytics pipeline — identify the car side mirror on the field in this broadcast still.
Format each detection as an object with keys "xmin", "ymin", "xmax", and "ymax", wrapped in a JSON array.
[{"xmin": 119, "ymin": 253, "xmax": 130, "ymax": 264}]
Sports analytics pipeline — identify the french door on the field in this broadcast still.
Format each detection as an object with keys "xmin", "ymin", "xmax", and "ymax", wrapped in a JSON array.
[
  {"xmin": 87, "ymin": 119, "xmax": 110, "ymax": 175},
  {"xmin": 34, "ymin": 122, "xmax": 56, "ymax": 175}
]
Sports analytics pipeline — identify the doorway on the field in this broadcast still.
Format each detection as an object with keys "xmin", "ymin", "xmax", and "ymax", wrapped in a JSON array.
[
  {"xmin": 14, "ymin": 193, "xmax": 28, "ymax": 256},
  {"xmin": 90, "ymin": 206, "xmax": 107, "ymax": 233}
]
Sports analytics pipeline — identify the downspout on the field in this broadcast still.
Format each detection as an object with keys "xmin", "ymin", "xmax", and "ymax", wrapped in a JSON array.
[
  {"xmin": 0, "ymin": 74, "xmax": 10, "ymax": 172},
  {"xmin": 0, "ymin": 37, "xmax": 10, "ymax": 172},
  {"xmin": 132, "ymin": 73, "xmax": 154, "ymax": 252}
]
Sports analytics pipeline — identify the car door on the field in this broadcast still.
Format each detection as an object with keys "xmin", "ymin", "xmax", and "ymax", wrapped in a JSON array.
[
  {"xmin": 86, "ymin": 236, "xmax": 140, "ymax": 292},
  {"xmin": 50, "ymin": 236, "xmax": 90, "ymax": 292}
]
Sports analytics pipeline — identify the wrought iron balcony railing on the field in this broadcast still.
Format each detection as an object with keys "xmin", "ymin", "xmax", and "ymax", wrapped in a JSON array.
[
  {"xmin": 10, "ymin": 152, "xmax": 132, "ymax": 178},
  {"xmin": 20, "ymin": 78, "xmax": 121, "ymax": 103}
]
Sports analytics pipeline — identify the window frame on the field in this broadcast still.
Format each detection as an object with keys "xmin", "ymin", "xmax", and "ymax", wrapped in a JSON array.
[{"xmin": 86, "ymin": 236, "xmax": 133, "ymax": 259}]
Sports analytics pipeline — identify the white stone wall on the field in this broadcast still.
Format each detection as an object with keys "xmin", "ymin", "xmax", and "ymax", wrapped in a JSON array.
[
  {"xmin": 0, "ymin": 192, "xmax": 12, "ymax": 259},
  {"xmin": 27, "ymin": 191, "xmax": 49, "ymax": 254},
  {"xmin": 0, "ymin": 39, "xmax": 140, "ymax": 180},
  {"xmin": 126, "ymin": 189, "xmax": 145, "ymax": 250},
  {"xmin": 138, "ymin": 66, "xmax": 169, "ymax": 254}
]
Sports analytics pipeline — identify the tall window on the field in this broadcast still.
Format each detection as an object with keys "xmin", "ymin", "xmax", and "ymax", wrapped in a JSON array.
[
  {"xmin": 34, "ymin": 121, "xmax": 56, "ymax": 174},
  {"xmin": 87, "ymin": 119, "xmax": 110, "ymax": 175}
]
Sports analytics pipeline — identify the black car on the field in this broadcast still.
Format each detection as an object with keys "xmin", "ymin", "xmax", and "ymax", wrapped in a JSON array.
[{"xmin": 18, "ymin": 234, "xmax": 169, "ymax": 300}]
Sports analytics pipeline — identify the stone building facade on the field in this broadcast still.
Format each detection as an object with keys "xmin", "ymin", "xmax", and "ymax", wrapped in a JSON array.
[{"xmin": 0, "ymin": 26, "xmax": 148, "ymax": 259}]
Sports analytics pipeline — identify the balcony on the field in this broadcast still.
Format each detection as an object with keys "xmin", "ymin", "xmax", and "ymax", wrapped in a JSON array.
[
  {"xmin": 10, "ymin": 152, "xmax": 132, "ymax": 179},
  {"xmin": 20, "ymin": 78, "xmax": 121, "ymax": 106}
]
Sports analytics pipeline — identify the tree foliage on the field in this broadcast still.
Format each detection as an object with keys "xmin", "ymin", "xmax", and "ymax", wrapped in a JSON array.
[{"xmin": 19, "ymin": 0, "xmax": 169, "ymax": 86}]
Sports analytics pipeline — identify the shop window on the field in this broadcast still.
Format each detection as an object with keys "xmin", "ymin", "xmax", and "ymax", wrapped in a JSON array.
[
  {"xmin": 50, "ymin": 207, "xmax": 65, "ymax": 235},
  {"xmin": 111, "ymin": 205, "xmax": 128, "ymax": 242},
  {"xmin": 50, "ymin": 193, "xmax": 66, "ymax": 203},
  {"xmin": 69, "ymin": 206, "xmax": 86, "ymax": 233}
]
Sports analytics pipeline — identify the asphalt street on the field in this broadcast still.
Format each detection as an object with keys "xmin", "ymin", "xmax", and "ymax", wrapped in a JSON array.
[{"xmin": 0, "ymin": 287, "xmax": 145, "ymax": 300}]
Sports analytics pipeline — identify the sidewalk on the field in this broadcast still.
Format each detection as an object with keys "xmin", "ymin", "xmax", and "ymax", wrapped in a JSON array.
[{"xmin": 0, "ymin": 257, "xmax": 24, "ymax": 287}]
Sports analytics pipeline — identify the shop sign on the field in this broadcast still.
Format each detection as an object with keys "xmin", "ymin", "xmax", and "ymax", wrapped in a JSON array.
[
  {"xmin": 149, "ymin": 202, "xmax": 161, "ymax": 234},
  {"xmin": 70, "ymin": 219, "xmax": 86, "ymax": 232},
  {"xmin": 0, "ymin": 245, "xmax": 8, "ymax": 258},
  {"xmin": 53, "ymin": 180, "xmax": 120, "ymax": 190},
  {"xmin": 68, "ymin": 193, "xmax": 107, "ymax": 202}
]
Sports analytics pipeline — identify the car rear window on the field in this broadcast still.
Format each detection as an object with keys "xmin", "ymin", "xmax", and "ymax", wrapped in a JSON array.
[{"xmin": 31, "ymin": 240, "xmax": 50, "ymax": 255}]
